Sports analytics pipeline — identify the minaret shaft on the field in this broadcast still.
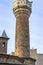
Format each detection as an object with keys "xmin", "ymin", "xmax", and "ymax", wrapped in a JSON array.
[
  {"xmin": 13, "ymin": 0, "xmax": 32, "ymax": 57},
  {"xmin": 15, "ymin": 14, "xmax": 30, "ymax": 57}
]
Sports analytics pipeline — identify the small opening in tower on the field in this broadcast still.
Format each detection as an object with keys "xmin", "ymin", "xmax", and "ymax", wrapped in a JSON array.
[{"xmin": 2, "ymin": 42, "xmax": 5, "ymax": 48}]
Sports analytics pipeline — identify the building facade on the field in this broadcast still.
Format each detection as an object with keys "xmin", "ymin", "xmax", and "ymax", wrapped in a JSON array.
[
  {"xmin": 0, "ymin": 31, "xmax": 43, "ymax": 65},
  {"xmin": 30, "ymin": 49, "xmax": 43, "ymax": 65}
]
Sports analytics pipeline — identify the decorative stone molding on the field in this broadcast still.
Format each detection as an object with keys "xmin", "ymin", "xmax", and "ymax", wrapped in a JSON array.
[{"xmin": 13, "ymin": 8, "xmax": 31, "ymax": 17}]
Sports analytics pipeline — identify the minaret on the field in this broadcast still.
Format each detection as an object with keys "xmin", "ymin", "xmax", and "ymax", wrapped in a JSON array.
[
  {"xmin": 13, "ymin": 0, "xmax": 32, "ymax": 57},
  {"xmin": 0, "ymin": 30, "xmax": 9, "ymax": 54}
]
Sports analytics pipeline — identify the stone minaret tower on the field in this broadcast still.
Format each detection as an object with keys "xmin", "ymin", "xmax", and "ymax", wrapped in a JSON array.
[
  {"xmin": 0, "ymin": 30, "xmax": 9, "ymax": 54},
  {"xmin": 13, "ymin": 0, "xmax": 32, "ymax": 57}
]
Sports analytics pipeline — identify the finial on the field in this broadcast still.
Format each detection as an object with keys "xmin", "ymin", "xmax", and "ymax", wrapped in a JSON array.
[{"xmin": 30, "ymin": 1, "xmax": 33, "ymax": 3}]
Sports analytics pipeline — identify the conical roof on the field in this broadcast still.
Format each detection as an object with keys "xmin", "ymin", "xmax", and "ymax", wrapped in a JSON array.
[
  {"xmin": 1, "ymin": 30, "xmax": 8, "ymax": 38},
  {"xmin": 0, "ymin": 30, "xmax": 9, "ymax": 40}
]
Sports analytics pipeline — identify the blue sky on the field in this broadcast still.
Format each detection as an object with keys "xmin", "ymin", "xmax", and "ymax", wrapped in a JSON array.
[{"xmin": 0, "ymin": 0, "xmax": 43, "ymax": 54}]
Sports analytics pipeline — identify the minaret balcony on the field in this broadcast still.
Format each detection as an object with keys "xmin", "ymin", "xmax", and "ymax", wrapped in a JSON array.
[{"xmin": 12, "ymin": 0, "xmax": 32, "ymax": 10}]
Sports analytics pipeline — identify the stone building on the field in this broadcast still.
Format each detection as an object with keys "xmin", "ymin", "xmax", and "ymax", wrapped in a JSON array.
[
  {"xmin": 0, "ymin": 30, "xmax": 9, "ymax": 54},
  {"xmin": 30, "ymin": 49, "xmax": 43, "ymax": 65},
  {"xmin": 0, "ymin": 0, "xmax": 43, "ymax": 65}
]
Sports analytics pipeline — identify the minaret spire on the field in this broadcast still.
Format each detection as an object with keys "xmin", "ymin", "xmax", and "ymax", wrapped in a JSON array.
[{"xmin": 12, "ymin": 0, "xmax": 32, "ymax": 57}]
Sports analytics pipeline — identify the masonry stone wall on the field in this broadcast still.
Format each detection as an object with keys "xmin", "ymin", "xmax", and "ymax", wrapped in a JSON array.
[
  {"xmin": 0, "ymin": 38, "xmax": 7, "ymax": 54},
  {"xmin": 30, "ymin": 49, "xmax": 43, "ymax": 65},
  {"xmin": 0, "ymin": 54, "xmax": 22, "ymax": 64}
]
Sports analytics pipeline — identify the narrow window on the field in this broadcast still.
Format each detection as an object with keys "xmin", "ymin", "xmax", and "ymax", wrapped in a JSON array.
[{"xmin": 2, "ymin": 42, "xmax": 5, "ymax": 48}]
